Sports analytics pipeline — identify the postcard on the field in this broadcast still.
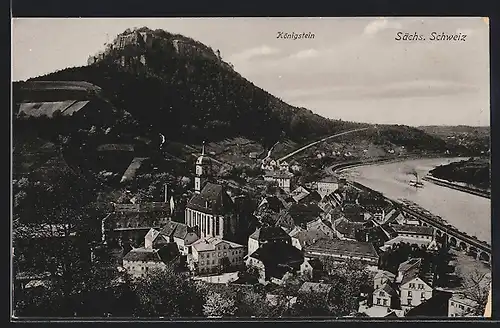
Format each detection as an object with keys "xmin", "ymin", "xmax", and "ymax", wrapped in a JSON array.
[{"xmin": 11, "ymin": 17, "xmax": 491, "ymax": 320}]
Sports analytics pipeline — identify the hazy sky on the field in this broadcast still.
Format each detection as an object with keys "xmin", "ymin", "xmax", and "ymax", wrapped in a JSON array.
[{"xmin": 12, "ymin": 17, "xmax": 490, "ymax": 126}]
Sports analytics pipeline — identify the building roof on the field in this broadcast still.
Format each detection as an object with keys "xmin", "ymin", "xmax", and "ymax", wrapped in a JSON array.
[
  {"xmin": 333, "ymin": 217, "xmax": 363, "ymax": 239},
  {"xmin": 376, "ymin": 283, "xmax": 398, "ymax": 297},
  {"xmin": 265, "ymin": 170, "xmax": 293, "ymax": 179},
  {"xmin": 298, "ymin": 282, "xmax": 333, "ymax": 296},
  {"xmin": 123, "ymin": 247, "xmax": 163, "ymax": 262},
  {"xmin": 186, "ymin": 182, "xmax": 234, "ymax": 215},
  {"xmin": 145, "ymin": 228, "xmax": 161, "ymax": 242},
  {"xmin": 391, "ymin": 224, "xmax": 434, "ymax": 236},
  {"xmin": 287, "ymin": 203, "xmax": 323, "ymax": 226},
  {"xmin": 305, "ymin": 239, "xmax": 379, "ymax": 260},
  {"xmin": 304, "ymin": 257, "xmax": 323, "ymax": 270},
  {"xmin": 248, "ymin": 242, "xmax": 303, "ymax": 265},
  {"xmin": 398, "ymin": 258, "xmax": 426, "ymax": 286},
  {"xmin": 97, "ymin": 144, "xmax": 135, "ymax": 152},
  {"xmin": 249, "ymin": 226, "xmax": 290, "ymax": 242},
  {"xmin": 450, "ymin": 293, "xmax": 479, "ymax": 307},
  {"xmin": 124, "ymin": 244, "xmax": 179, "ymax": 263},
  {"xmin": 343, "ymin": 204, "xmax": 366, "ymax": 223},
  {"xmin": 318, "ymin": 176, "xmax": 339, "ymax": 183},
  {"xmin": 290, "ymin": 186, "xmax": 311, "ymax": 203},
  {"xmin": 374, "ymin": 270, "xmax": 396, "ymax": 281},
  {"xmin": 192, "ymin": 237, "xmax": 244, "ymax": 252},
  {"xmin": 160, "ymin": 221, "xmax": 197, "ymax": 242},
  {"xmin": 104, "ymin": 211, "xmax": 170, "ymax": 230},
  {"xmin": 291, "ymin": 228, "xmax": 329, "ymax": 247},
  {"xmin": 384, "ymin": 236, "xmax": 433, "ymax": 248}
]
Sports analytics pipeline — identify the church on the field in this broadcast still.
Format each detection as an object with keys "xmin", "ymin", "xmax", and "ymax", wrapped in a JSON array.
[{"xmin": 184, "ymin": 143, "xmax": 238, "ymax": 240}]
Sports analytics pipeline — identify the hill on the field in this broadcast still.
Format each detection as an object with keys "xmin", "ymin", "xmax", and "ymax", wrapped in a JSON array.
[
  {"xmin": 12, "ymin": 27, "xmax": 480, "ymax": 225},
  {"xmin": 418, "ymin": 125, "xmax": 490, "ymax": 154}
]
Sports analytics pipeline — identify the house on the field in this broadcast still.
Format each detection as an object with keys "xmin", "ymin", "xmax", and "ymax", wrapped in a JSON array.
[
  {"xmin": 305, "ymin": 239, "xmax": 379, "ymax": 266},
  {"xmin": 189, "ymin": 237, "xmax": 246, "ymax": 275},
  {"xmin": 290, "ymin": 164, "xmax": 302, "ymax": 172},
  {"xmin": 373, "ymin": 283, "xmax": 399, "ymax": 309},
  {"xmin": 317, "ymin": 176, "xmax": 340, "ymax": 199},
  {"xmin": 381, "ymin": 235, "xmax": 434, "ymax": 251},
  {"xmin": 389, "ymin": 224, "xmax": 434, "ymax": 241},
  {"xmin": 332, "ymin": 216, "xmax": 364, "ymax": 241},
  {"xmin": 245, "ymin": 242, "xmax": 304, "ymax": 282},
  {"xmin": 317, "ymin": 192, "xmax": 343, "ymax": 214},
  {"xmin": 101, "ymin": 208, "xmax": 171, "ymax": 248},
  {"xmin": 144, "ymin": 228, "xmax": 170, "ymax": 250},
  {"xmin": 374, "ymin": 207, "xmax": 407, "ymax": 225},
  {"xmin": 448, "ymin": 293, "xmax": 479, "ymax": 317},
  {"xmin": 298, "ymin": 282, "xmax": 334, "ymax": 302},
  {"xmin": 185, "ymin": 182, "xmax": 237, "ymax": 240},
  {"xmin": 397, "ymin": 258, "xmax": 434, "ymax": 312},
  {"xmin": 285, "ymin": 203, "xmax": 324, "ymax": 228},
  {"xmin": 278, "ymin": 160, "xmax": 290, "ymax": 171},
  {"xmin": 247, "ymin": 226, "xmax": 291, "ymax": 255},
  {"xmin": 405, "ymin": 290, "xmax": 452, "ymax": 317},
  {"xmin": 306, "ymin": 218, "xmax": 337, "ymax": 238},
  {"xmin": 374, "ymin": 270, "xmax": 396, "ymax": 290},
  {"xmin": 299, "ymin": 257, "xmax": 324, "ymax": 280},
  {"xmin": 160, "ymin": 221, "xmax": 199, "ymax": 255},
  {"xmin": 290, "ymin": 228, "xmax": 329, "ymax": 250},
  {"xmin": 122, "ymin": 243, "xmax": 181, "ymax": 279},
  {"xmin": 264, "ymin": 170, "xmax": 293, "ymax": 193},
  {"xmin": 261, "ymin": 157, "xmax": 276, "ymax": 171},
  {"xmin": 290, "ymin": 186, "xmax": 311, "ymax": 203}
]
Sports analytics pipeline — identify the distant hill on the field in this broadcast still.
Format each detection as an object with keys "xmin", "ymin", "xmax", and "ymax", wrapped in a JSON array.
[{"xmin": 418, "ymin": 125, "xmax": 490, "ymax": 153}]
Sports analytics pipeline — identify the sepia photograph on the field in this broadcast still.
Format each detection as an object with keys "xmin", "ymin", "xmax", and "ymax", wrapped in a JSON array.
[{"xmin": 11, "ymin": 17, "xmax": 491, "ymax": 319}]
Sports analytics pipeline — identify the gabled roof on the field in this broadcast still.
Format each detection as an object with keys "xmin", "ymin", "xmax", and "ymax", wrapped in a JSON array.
[
  {"xmin": 318, "ymin": 176, "xmax": 338, "ymax": 183},
  {"xmin": 391, "ymin": 224, "xmax": 434, "ymax": 236},
  {"xmin": 123, "ymin": 244, "xmax": 180, "ymax": 263},
  {"xmin": 333, "ymin": 216, "xmax": 363, "ymax": 239},
  {"xmin": 290, "ymin": 186, "xmax": 310, "ymax": 203},
  {"xmin": 305, "ymin": 239, "xmax": 379, "ymax": 260},
  {"xmin": 292, "ymin": 229, "xmax": 328, "ymax": 247},
  {"xmin": 304, "ymin": 257, "xmax": 323, "ymax": 270},
  {"xmin": 248, "ymin": 242, "xmax": 303, "ymax": 265},
  {"xmin": 376, "ymin": 283, "xmax": 398, "ymax": 297},
  {"xmin": 375, "ymin": 270, "xmax": 396, "ymax": 281},
  {"xmin": 104, "ymin": 211, "xmax": 169, "ymax": 230},
  {"xmin": 97, "ymin": 144, "xmax": 135, "ymax": 152},
  {"xmin": 249, "ymin": 226, "xmax": 290, "ymax": 242},
  {"xmin": 145, "ymin": 228, "xmax": 161, "ymax": 242},
  {"xmin": 186, "ymin": 182, "xmax": 234, "ymax": 215},
  {"xmin": 160, "ymin": 221, "xmax": 197, "ymax": 241},
  {"xmin": 192, "ymin": 237, "xmax": 244, "ymax": 252}
]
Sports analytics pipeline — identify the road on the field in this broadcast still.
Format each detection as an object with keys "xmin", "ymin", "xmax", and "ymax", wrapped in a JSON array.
[{"xmin": 277, "ymin": 127, "xmax": 371, "ymax": 163}]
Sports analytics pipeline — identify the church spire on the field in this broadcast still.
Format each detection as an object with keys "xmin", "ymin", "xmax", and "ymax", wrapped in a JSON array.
[{"xmin": 202, "ymin": 141, "xmax": 205, "ymax": 155}]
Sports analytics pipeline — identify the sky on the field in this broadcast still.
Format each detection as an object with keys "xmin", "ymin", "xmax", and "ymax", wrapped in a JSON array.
[{"xmin": 12, "ymin": 17, "xmax": 490, "ymax": 126}]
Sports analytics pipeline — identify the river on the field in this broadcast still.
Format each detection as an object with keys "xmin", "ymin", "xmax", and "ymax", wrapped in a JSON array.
[{"xmin": 338, "ymin": 157, "xmax": 491, "ymax": 244}]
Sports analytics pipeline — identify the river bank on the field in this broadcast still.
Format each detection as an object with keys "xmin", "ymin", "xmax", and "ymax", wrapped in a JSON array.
[
  {"xmin": 422, "ymin": 175, "xmax": 490, "ymax": 199},
  {"xmin": 333, "ymin": 157, "xmax": 490, "ymax": 244}
]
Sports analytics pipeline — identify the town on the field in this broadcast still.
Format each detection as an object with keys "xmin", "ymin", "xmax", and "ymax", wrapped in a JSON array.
[{"xmin": 13, "ymin": 139, "xmax": 491, "ymax": 318}]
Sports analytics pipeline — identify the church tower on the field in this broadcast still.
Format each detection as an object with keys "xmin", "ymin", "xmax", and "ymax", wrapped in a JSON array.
[{"xmin": 194, "ymin": 141, "xmax": 211, "ymax": 193}]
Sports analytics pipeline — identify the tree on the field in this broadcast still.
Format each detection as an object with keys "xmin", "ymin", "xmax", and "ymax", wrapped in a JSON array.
[
  {"xmin": 132, "ymin": 266, "xmax": 204, "ymax": 317},
  {"xmin": 203, "ymin": 290, "xmax": 237, "ymax": 317},
  {"xmin": 455, "ymin": 267, "xmax": 491, "ymax": 316}
]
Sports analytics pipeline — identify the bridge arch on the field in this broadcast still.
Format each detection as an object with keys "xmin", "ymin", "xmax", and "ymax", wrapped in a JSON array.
[
  {"xmin": 458, "ymin": 241, "xmax": 467, "ymax": 251},
  {"xmin": 468, "ymin": 246, "xmax": 478, "ymax": 257},
  {"xmin": 479, "ymin": 252, "xmax": 490, "ymax": 262},
  {"xmin": 448, "ymin": 236, "xmax": 457, "ymax": 247},
  {"xmin": 436, "ymin": 230, "xmax": 443, "ymax": 237},
  {"xmin": 422, "ymin": 222, "xmax": 428, "ymax": 227}
]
